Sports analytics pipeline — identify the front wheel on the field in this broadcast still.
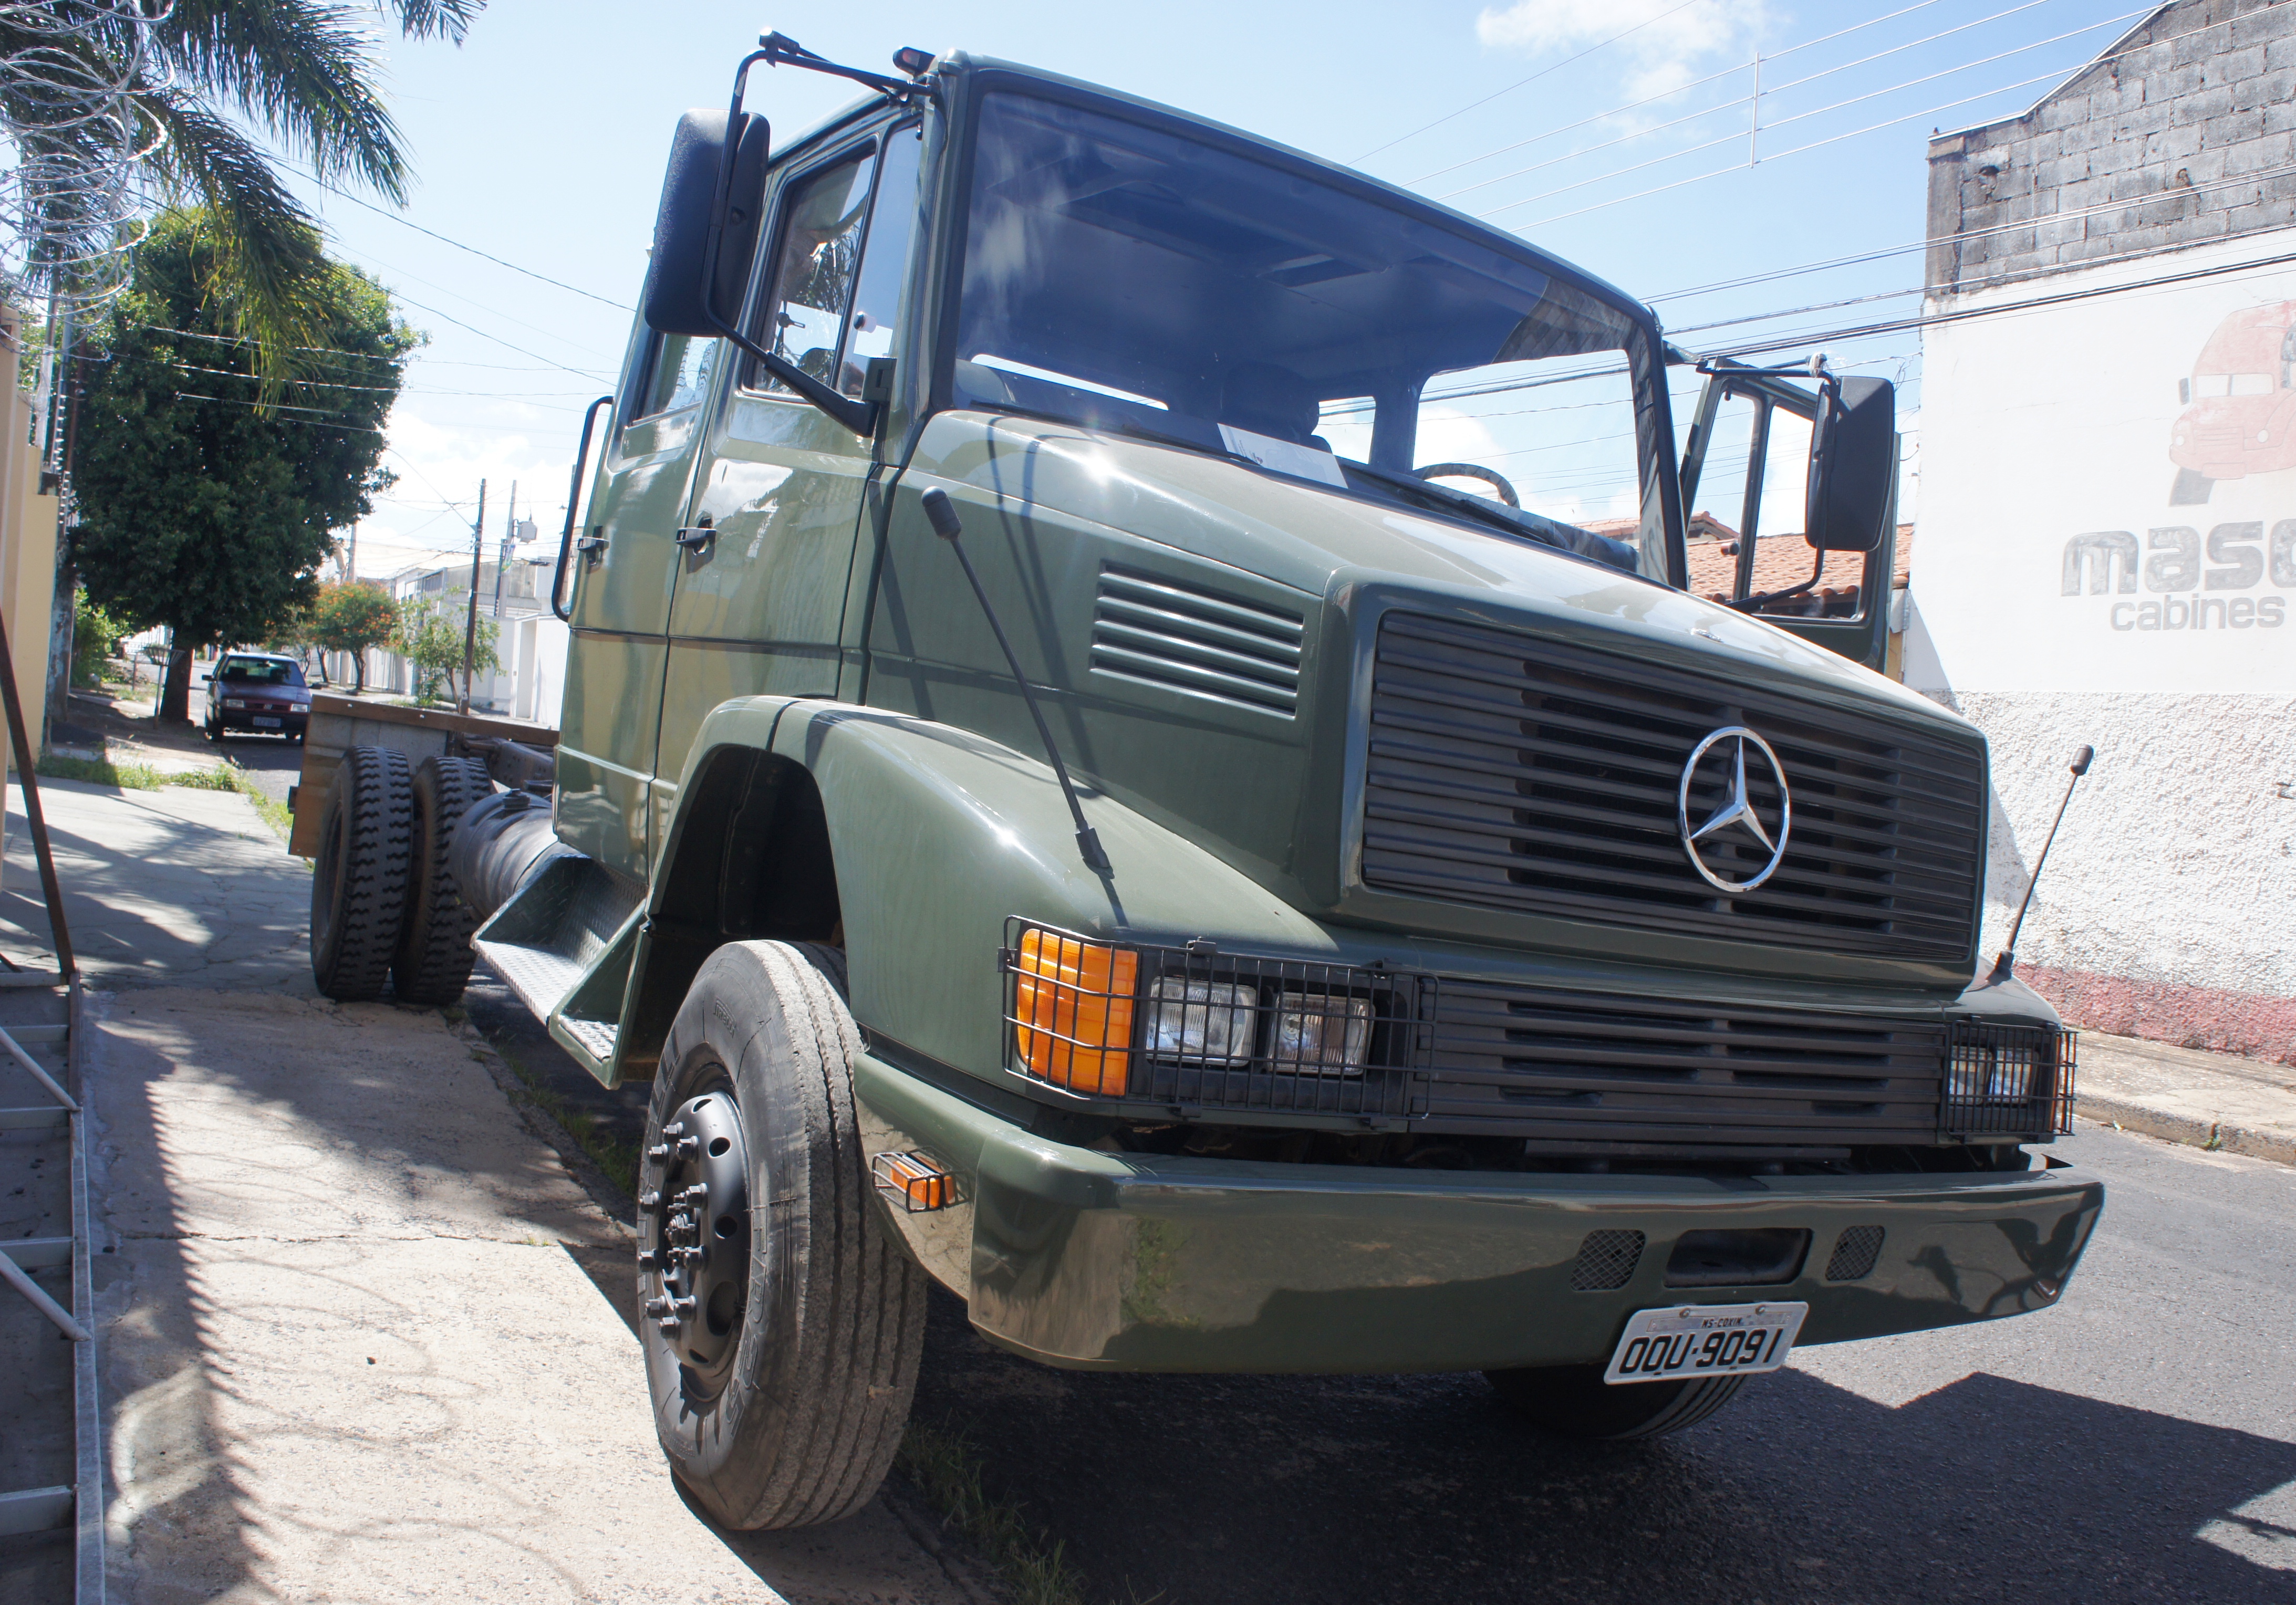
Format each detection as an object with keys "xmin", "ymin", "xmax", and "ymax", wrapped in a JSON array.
[
  {"xmin": 1484, "ymin": 1363, "xmax": 1751, "ymax": 1440},
  {"xmin": 640, "ymin": 940, "xmax": 927, "ymax": 1529}
]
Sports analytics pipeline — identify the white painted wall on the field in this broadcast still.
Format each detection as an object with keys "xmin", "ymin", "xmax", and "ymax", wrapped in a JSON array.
[{"xmin": 1911, "ymin": 232, "xmax": 2296, "ymax": 1002}]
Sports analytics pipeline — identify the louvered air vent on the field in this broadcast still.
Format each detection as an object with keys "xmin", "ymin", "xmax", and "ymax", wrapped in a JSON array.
[{"xmin": 1090, "ymin": 565, "xmax": 1304, "ymax": 716}]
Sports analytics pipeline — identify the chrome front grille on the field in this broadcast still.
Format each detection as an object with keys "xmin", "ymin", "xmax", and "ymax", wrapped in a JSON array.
[
  {"xmin": 1360, "ymin": 611, "xmax": 1986, "ymax": 962},
  {"xmin": 1090, "ymin": 564, "xmax": 1303, "ymax": 716}
]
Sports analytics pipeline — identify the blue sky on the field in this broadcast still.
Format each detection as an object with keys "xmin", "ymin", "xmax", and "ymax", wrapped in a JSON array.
[{"xmin": 303, "ymin": 0, "xmax": 2167, "ymax": 571}]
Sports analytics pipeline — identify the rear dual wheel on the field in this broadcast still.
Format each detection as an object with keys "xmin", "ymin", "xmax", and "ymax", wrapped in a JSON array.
[
  {"xmin": 640, "ymin": 940, "xmax": 927, "ymax": 1529},
  {"xmin": 392, "ymin": 755, "xmax": 489, "ymax": 1003},
  {"xmin": 308, "ymin": 746, "xmax": 414, "ymax": 1000}
]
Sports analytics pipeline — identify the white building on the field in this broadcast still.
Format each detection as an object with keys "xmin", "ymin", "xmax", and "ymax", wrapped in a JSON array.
[
  {"xmin": 1907, "ymin": 0, "xmax": 2296, "ymax": 1059},
  {"xmin": 325, "ymin": 553, "xmax": 569, "ymax": 726}
]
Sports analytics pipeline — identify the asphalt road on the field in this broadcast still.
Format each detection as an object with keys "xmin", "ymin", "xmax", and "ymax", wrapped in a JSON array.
[
  {"xmin": 475, "ymin": 969, "xmax": 2296, "ymax": 1605},
  {"xmin": 911, "ymin": 1123, "xmax": 2295, "ymax": 1605}
]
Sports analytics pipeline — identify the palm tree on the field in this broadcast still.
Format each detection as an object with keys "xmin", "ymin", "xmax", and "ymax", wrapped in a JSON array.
[{"xmin": 2, "ymin": 2, "xmax": 482, "ymax": 375}]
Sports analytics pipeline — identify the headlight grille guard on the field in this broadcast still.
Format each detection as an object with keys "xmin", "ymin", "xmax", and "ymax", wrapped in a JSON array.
[
  {"xmin": 999, "ymin": 918, "xmax": 1438, "ymax": 1122},
  {"xmin": 998, "ymin": 919, "xmax": 2078, "ymax": 1145},
  {"xmin": 1941, "ymin": 1020, "xmax": 2077, "ymax": 1141}
]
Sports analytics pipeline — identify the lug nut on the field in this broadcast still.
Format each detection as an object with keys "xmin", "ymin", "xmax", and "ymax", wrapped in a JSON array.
[
  {"xmin": 643, "ymin": 1296, "xmax": 668, "ymax": 1318},
  {"xmin": 661, "ymin": 1122, "xmax": 685, "ymax": 1139},
  {"xmin": 638, "ymin": 1190, "xmax": 661, "ymax": 1209},
  {"xmin": 676, "ymin": 1185, "xmax": 708, "ymax": 1204},
  {"xmin": 636, "ymin": 1250, "xmax": 658, "ymax": 1272},
  {"xmin": 671, "ymin": 1246, "xmax": 704, "ymax": 1265}
]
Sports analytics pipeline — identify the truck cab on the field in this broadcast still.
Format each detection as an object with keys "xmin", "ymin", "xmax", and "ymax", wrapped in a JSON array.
[{"xmin": 305, "ymin": 40, "xmax": 2100, "ymax": 1532}]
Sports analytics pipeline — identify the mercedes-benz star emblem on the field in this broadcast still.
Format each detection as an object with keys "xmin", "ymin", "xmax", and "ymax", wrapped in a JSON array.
[{"xmin": 1676, "ymin": 726, "xmax": 1792, "ymax": 892}]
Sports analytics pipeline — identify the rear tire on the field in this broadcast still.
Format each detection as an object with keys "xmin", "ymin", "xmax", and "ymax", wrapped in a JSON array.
[
  {"xmin": 641, "ymin": 940, "xmax": 926, "ymax": 1529},
  {"xmin": 391, "ymin": 755, "xmax": 491, "ymax": 1004},
  {"xmin": 1484, "ymin": 1363, "xmax": 1750, "ymax": 1440},
  {"xmin": 309, "ymin": 746, "xmax": 414, "ymax": 1001}
]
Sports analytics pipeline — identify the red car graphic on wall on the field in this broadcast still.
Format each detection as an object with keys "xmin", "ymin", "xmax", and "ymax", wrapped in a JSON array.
[{"xmin": 2169, "ymin": 301, "xmax": 2296, "ymax": 504}]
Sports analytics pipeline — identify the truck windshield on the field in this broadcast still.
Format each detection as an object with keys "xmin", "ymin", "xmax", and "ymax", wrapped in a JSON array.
[{"xmin": 953, "ymin": 92, "xmax": 1663, "ymax": 574}]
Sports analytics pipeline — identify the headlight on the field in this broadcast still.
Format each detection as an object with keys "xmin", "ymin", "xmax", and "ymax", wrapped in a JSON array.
[
  {"xmin": 222, "ymin": 698, "xmax": 246, "ymax": 708},
  {"xmin": 1947, "ymin": 1041, "xmax": 2034, "ymax": 1103},
  {"xmin": 1274, "ymin": 994, "xmax": 1373, "ymax": 1075},
  {"xmin": 1145, "ymin": 977, "xmax": 1256, "ymax": 1065}
]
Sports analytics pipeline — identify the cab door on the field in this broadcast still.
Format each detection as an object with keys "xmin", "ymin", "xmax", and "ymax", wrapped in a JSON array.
[
  {"xmin": 655, "ymin": 121, "xmax": 926, "ymax": 828},
  {"xmin": 559, "ymin": 329, "xmax": 717, "ymax": 879}
]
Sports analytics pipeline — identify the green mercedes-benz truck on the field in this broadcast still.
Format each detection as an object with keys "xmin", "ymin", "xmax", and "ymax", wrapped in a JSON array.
[{"xmin": 302, "ymin": 37, "xmax": 2100, "ymax": 1532}]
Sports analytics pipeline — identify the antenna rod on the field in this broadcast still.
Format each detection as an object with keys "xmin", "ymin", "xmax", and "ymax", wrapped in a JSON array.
[
  {"xmin": 920, "ymin": 488, "xmax": 1111, "ymax": 874},
  {"xmin": 1988, "ymin": 744, "xmax": 2094, "ymax": 984}
]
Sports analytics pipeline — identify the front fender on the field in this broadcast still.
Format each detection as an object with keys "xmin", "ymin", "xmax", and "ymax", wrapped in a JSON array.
[{"xmin": 670, "ymin": 695, "xmax": 1337, "ymax": 1085}]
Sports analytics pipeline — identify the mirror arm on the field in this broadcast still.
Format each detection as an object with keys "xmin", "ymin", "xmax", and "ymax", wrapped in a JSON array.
[
  {"xmin": 1728, "ymin": 549, "xmax": 1826, "ymax": 614},
  {"xmin": 698, "ymin": 45, "xmax": 882, "ymax": 440},
  {"xmin": 550, "ymin": 393, "xmax": 616, "ymax": 623}
]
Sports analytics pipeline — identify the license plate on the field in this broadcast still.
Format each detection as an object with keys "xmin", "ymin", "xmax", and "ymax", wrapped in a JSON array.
[
  {"xmin": 1603, "ymin": 1301, "xmax": 1808, "ymax": 1385},
  {"xmin": 253, "ymin": 716, "xmax": 282, "ymax": 727}
]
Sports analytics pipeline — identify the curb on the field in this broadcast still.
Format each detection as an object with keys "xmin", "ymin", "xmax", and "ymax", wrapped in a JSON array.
[{"xmin": 2076, "ymin": 1092, "xmax": 2296, "ymax": 1168}]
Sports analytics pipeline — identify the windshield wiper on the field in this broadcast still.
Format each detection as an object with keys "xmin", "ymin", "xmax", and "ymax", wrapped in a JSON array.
[{"xmin": 1342, "ymin": 461, "xmax": 1643, "ymax": 577}]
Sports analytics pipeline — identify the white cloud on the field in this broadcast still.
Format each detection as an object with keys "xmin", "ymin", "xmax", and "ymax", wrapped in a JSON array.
[{"xmin": 1476, "ymin": 0, "xmax": 1775, "ymax": 102}]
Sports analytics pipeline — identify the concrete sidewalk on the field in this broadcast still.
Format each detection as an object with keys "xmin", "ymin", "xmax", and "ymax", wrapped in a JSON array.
[
  {"xmin": 2077, "ymin": 1030, "xmax": 2296, "ymax": 1167},
  {"xmin": 0, "ymin": 776, "xmax": 970, "ymax": 1603}
]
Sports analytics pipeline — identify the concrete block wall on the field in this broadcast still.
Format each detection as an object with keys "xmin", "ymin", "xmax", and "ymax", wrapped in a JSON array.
[{"xmin": 1927, "ymin": 0, "xmax": 2296, "ymax": 294}]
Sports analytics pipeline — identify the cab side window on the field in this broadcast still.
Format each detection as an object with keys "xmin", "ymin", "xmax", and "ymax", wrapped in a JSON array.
[
  {"xmin": 634, "ymin": 333, "xmax": 716, "ymax": 421},
  {"xmin": 746, "ymin": 125, "xmax": 923, "ymax": 402},
  {"xmin": 751, "ymin": 149, "xmax": 878, "ymax": 397}
]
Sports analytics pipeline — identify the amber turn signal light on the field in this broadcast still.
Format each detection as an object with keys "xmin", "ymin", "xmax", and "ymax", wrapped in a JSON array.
[
  {"xmin": 872, "ymin": 1150, "xmax": 956, "ymax": 1213},
  {"xmin": 1012, "ymin": 927, "xmax": 1138, "ymax": 1096}
]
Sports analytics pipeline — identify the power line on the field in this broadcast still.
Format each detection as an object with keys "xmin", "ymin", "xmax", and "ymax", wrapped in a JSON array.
[
  {"xmin": 1355, "ymin": 0, "xmax": 1716, "ymax": 164},
  {"xmin": 1493, "ymin": 0, "xmax": 2282, "ymax": 230},
  {"xmin": 286, "ymin": 162, "xmax": 633, "ymax": 311},
  {"xmin": 1477, "ymin": 4, "xmax": 2155, "ymax": 223},
  {"xmin": 1647, "ymin": 147, "xmax": 2296, "ymax": 306},
  {"xmin": 1417, "ymin": 0, "xmax": 1977, "ymax": 193},
  {"xmin": 1438, "ymin": 0, "xmax": 2096, "ymax": 203},
  {"xmin": 385, "ymin": 290, "xmax": 612, "ymax": 381},
  {"xmin": 1704, "ymin": 241, "xmax": 2296, "ymax": 359}
]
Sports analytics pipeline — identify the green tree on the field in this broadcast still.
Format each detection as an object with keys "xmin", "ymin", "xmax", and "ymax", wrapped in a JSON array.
[
  {"xmin": 2, "ymin": 2, "xmax": 481, "ymax": 378},
  {"xmin": 71, "ymin": 209, "xmax": 417, "ymax": 722},
  {"xmin": 311, "ymin": 581, "xmax": 399, "ymax": 693},
  {"xmin": 71, "ymin": 592, "xmax": 129, "ymax": 687},
  {"xmin": 394, "ymin": 595, "xmax": 495, "ymax": 706}
]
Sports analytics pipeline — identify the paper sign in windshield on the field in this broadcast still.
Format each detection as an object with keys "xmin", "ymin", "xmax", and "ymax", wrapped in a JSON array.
[{"xmin": 1218, "ymin": 424, "xmax": 1348, "ymax": 488}]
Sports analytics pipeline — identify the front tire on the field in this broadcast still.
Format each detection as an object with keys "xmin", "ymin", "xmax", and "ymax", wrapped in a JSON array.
[
  {"xmin": 641, "ymin": 941, "xmax": 926, "ymax": 1529},
  {"xmin": 1484, "ymin": 1363, "xmax": 1750, "ymax": 1440}
]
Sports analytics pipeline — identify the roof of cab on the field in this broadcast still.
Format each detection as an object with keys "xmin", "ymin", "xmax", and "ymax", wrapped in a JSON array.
[{"xmin": 768, "ymin": 48, "xmax": 1657, "ymax": 335}]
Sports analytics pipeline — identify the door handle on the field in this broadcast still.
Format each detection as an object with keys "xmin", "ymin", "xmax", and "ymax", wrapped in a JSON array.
[{"xmin": 674, "ymin": 524, "xmax": 715, "ymax": 550}]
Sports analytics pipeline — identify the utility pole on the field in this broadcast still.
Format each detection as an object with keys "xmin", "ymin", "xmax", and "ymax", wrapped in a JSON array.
[
  {"xmin": 491, "ymin": 482, "xmax": 516, "ymax": 621},
  {"xmin": 347, "ymin": 520, "xmax": 357, "ymax": 585},
  {"xmin": 460, "ymin": 479, "xmax": 485, "ymax": 714}
]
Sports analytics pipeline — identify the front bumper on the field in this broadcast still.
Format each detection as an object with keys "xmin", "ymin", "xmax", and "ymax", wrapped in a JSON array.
[
  {"xmin": 856, "ymin": 1050, "xmax": 2105, "ymax": 1374},
  {"xmin": 216, "ymin": 707, "xmax": 308, "ymax": 735}
]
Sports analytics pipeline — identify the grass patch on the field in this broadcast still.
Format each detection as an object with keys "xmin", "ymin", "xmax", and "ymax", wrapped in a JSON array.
[
  {"xmin": 38, "ymin": 753, "xmax": 169, "ymax": 789},
  {"xmin": 491, "ymin": 1040, "xmax": 641, "ymax": 1196},
  {"xmin": 35, "ymin": 753, "xmax": 295, "ymax": 838},
  {"xmin": 897, "ymin": 1418, "xmax": 1088, "ymax": 1605}
]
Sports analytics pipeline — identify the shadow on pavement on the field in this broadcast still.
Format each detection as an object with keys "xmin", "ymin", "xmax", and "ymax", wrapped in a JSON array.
[{"xmin": 911, "ymin": 1285, "xmax": 2296, "ymax": 1604}]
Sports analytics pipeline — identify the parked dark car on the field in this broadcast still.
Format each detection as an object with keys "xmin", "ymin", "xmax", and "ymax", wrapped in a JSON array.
[{"xmin": 204, "ymin": 653, "xmax": 310, "ymax": 743}]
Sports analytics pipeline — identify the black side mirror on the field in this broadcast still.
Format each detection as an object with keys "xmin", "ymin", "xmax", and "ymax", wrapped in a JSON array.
[
  {"xmin": 1804, "ymin": 375, "xmax": 1895, "ymax": 553},
  {"xmin": 642, "ymin": 110, "xmax": 771, "ymax": 338}
]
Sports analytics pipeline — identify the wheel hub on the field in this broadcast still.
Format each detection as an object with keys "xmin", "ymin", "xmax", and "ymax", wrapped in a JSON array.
[{"xmin": 639, "ymin": 1086, "xmax": 751, "ymax": 1385}]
